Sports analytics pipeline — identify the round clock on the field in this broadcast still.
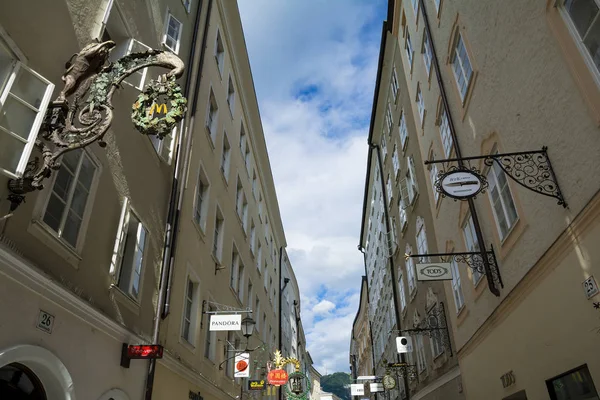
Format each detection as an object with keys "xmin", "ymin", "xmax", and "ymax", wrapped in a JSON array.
[{"xmin": 383, "ymin": 374, "xmax": 396, "ymax": 390}]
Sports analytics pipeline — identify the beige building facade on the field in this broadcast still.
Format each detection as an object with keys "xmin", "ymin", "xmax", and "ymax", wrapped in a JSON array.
[
  {"xmin": 389, "ymin": 0, "xmax": 600, "ymax": 398},
  {"xmin": 350, "ymin": 277, "xmax": 373, "ymax": 380}
]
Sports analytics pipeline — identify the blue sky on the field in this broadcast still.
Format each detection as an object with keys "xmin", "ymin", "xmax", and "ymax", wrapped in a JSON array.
[{"xmin": 238, "ymin": 0, "xmax": 387, "ymax": 374}]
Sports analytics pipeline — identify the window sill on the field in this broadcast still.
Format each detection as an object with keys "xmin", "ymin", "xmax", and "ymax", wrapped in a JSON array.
[
  {"xmin": 211, "ymin": 253, "xmax": 222, "ymax": 268},
  {"xmin": 205, "ymin": 126, "xmax": 216, "ymax": 150},
  {"xmin": 192, "ymin": 219, "xmax": 206, "ymax": 242},
  {"xmin": 178, "ymin": 336, "xmax": 197, "ymax": 354},
  {"xmin": 162, "ymin": 42, "xmax": 179, "ymax": 55},
  {"xmin": 109, "ymin": 284, "xmax": 141, "ymax": 316},
  {"xmin": 455, "ymin": 305, "xmax": 469, "ymax": 327},
  {"xmin": 220, "ymin": 170, "xmax": 229, "ymax": 186},
  {"xmin": 28, "ymin": 219, "xmax": 81, "ymax": 270}
]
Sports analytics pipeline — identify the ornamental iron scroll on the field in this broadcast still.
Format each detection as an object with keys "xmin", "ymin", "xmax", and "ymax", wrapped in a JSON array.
[
  {"xmin": 396, "ymin": 302, "xmax": 453, "ymax": 357},
  {"xmin": 384, "ymin": 361, "xmax": 418, "ymax": 382},
  {"xmin": 6, "ymin": 40, "xmax": 187, "ymax": 211},
  {"xmin": 426, "ymin": 147, "xmax": 567, "ymax": 208}
]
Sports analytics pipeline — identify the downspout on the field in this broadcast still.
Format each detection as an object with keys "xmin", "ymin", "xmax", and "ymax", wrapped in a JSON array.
[
  {"xmin": 418, "ymin": 0, "xmax": 498, "ymax": 295},
  {"xmin": 163, "ymin": 0, "xmax": 215, "ymax": 317},
  {"xmin": 144, "ymin": 1, "xmax": 209, "ymax": 399},
  {"xmin": 277, "ymin": 246, "xmax": 285, "ymax": 400}
]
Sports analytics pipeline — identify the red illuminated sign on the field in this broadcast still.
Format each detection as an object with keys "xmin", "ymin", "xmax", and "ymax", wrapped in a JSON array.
[
  {"xmin": 267, "ymin": 369, "xmax": 289, "ymax": 386},
  {"xmin": 120, "ymin": 343, "xmax": 163, "ymax": 368}
]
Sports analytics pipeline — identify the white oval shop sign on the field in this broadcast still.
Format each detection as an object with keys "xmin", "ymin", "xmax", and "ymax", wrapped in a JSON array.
[
  {"xmin": 416, "ymin": 263, "xmax": 453, "ymax": 281},
  {"xmin": 440, "ymin": 170, "xmax": 485, "ymax": 199}
]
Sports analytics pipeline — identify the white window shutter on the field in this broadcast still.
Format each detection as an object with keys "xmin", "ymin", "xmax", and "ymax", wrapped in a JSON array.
[{"xmin": 110, "ymin": 198, "xmax": 130, "ymax": 276}]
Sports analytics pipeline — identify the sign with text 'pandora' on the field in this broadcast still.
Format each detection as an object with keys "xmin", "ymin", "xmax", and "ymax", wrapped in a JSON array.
[
  {"xmin": 416, "ymin": 263, "xmax": 453, "ymax": 281},
  {"xmin": 209, "ymin": 314, "xmax": 241, "ymax": 331}
]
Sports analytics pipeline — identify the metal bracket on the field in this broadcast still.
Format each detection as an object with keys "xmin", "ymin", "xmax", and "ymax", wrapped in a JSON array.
[
  {"xmin": 384, "ymin": 362, "xmax": 418, "ymax": 381},
  {"xmin": 406, "ymin": 248, "xmax": 503, "ymax": 294},
  {"xmin": 396, "ymin": 302, "xmax": 453, "ymax": 357},
  {"xmin": 200, "ymin": 300, "xmax": 252, "ymax": 328},
  {"xmin": 425, "ymin": 147, "xmax": 567, "ymax": 208}
]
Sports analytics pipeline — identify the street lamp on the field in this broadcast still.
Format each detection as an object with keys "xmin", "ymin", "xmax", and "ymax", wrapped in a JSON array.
[{"xmin": 241, "ymin": 316, "xmax": 256, "ymax": 339}]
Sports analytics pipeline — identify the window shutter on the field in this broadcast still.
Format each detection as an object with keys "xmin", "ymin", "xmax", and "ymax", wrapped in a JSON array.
[{"xmin": 110, "ymin": 198, "xmax": 130, "ymax": 276}]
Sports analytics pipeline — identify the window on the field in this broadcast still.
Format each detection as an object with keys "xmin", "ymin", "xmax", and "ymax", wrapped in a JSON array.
[
  {"xmin": 227, "ymin": 76, "xmax": 235, "ymax": 115},
  {"xmin": 392, "ymin": 145, "xmax": 400, "ymax": 178},
  {"xmin": 213, "ymin": 209, "xmax": 224, "ymax": 261},
  {"xmin": 150, "ymin": 126, "xmax": 176, "ymax": 163},
  {"xmin": 252, "ymin": 171, "xmax": 258, "ymax": 198},
  {"xmin": 399, "ymin": 111, "xmax": 408, "ymax": 149},
  {"xmin": 429, "ymin": 161, "xmax": 439, "ymax": 203},
  {"xmin": 220, "ymin": 134, "xmax": 231, "ymax": 180},
  {"xmin": 406, "ymin": 32, "xmax": 414, "ymax": 66},
  {"xmin": 0, "ymin": 39, "xmax": 54, "ymax": 178},
  {"xmin": 416, "ymin": 217, "xmax": 429, "ymax": 262},
  {"xmin": 264, "ymin": 261, "xmax": 269, "ymax": 288},
  {"xmin": 386, "ymin": 104, "xmax": 393, "ymax": 133},
  {"xmin": 230, "ymin": 248, "xmax": 240, "ymax": 293},
  {"xmin": 386, "ymin": 175, "xmax": 392, "ymax": 202},
  {"xmin": 423, "ymin": 31, "xmax": 432, "ymax": 75},
  {"xmin": 402, "ymin": 156, "xmax": 419, "ymax": 205},
  {"xmin": 546, "ymin": 364, "xmax": 599, "ymax": 400},
  {"xmin": 416, "ymin": 85, "xmax": 424, "ymax": 123},
  {"xmin": 415, "ymin": 335, "xmax": 427, "ymax": 372},
  {"xmin": 42, "ymin": 149, "xmax": 98, "ymax": 248},
  {"xmin": 398, "ymin": 274, "xmax": 407, "ymax": 311},
  {"xmin": 434, "ymin": 0, "xmax": 441, "ymax": 13},
  {"xmin": 215, "ymin": 30, "xmax": 225, "ymax": 74},
  {"xmin": 182, "ymin": 0, "xmax": 192, "ymax": 13},
  {"xmin": 163, "ymin": 11, "xmax": 182, "ymax": 53},
  {"xmin": 237, "ymin": 262, "xmax": 244, "ymax": 298},
  {"xmin": 239, "ymin": 124, "xmax": 247, "ymax": 154},
  {"xmin": 398, "ymin": 197, "xmax": 407, "ymax": 231},
  {"xmin": 182, "ymin": 277, "xmax": 198, "ymax": 344},
  {"xmin": 204, "ymin": 306, "xmax": 216, "ymax": 360},
  {"xmin": 255, "ymin": 297, "xmax": 261, "ymax": 331},
  {"xmin": 269, "ymin": 277, "xmax": 274, "ymax": 304},
  {"xmin": 462, "ymin": 214, "xmax": 483, "ymax": 284},
  {"xmin": 250, "ymin": 221, "xmax": 256, "ymax": 254},
  {"xmin": 430, "ymin": 328, "xmax": 444, "ymax": 358},
  {"xmin": 561, "ymin": 0, "xmax": 600, "ymax": 76},
  {"xmin": 257, "ymin": 244, "xmax": 262, "ymax": 273},
  {"xmin": 262, "ymin": 313, "xmax": 267, "ymax": 342},
  {"xmin": 245, "ymin": 145, "xmax": 251, "ymax": 173},
  {"xmin": 194, "ymin": 167, "xmax": 209, "ymax": 231},
  {"xmin": 246, "ymin": 281, "xmax": 253, "ymax": 309},
  {"xmin": 123, "ymin": 40, "xmax": 152, "ymax": 90},
  {"xmin": 206, "ymin": 90, "xmax": 218, "ymax": 141},
  {"xmin": 412, "ymin": 0, "xmax": 419, "ymax": 15},
  {"xmin": 451, "ymin": 32, "xmax": 473, "ymax": 101},
  {"xmin": 236, "ymin": 178, "xmax": 243, "ymax": 217},
  {"xmin": 391, "ymin": 67, "xmax": 399, "ymax": 102},
  {"xmin": 381, "ymin": 134, "xmax": 387, "ymax": 157},
  {"xmin": 115, "ymin": 208, "xmax": 147, "ymax": 300},
  {"xmin": 406, "ymin": 244, "xmax": 416, "ymax": 294},
  {"xmin": 450, "ymin": 258, "xmax": 465, "ymax": 312},
  {"xmin": 439, "ymin": 107, "xmax": 453, "ymax": 157},
  {"xmin": 487, "ymin": 156, "xmax": 518, "ymax": 240},
  {"xmin": 225, "ymin": 331, "xmax": 236, "ymax": 377},
  {"xmin": 242, "ymin": 197, "xmax": 249, "ymax": 232}
]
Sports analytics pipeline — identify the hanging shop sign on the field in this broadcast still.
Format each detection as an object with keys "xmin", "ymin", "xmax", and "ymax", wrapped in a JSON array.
[
  {"xmin": 396, "ymin": 336, "xmax": 413, "ymax": 353},
  {"xmin": 234, "ymin": 353, "xmax": 250, "ymax": 378},
  {"xmin": 209, "ymin": 314, "xmax": 242, "ymax": 331},
  {"xmin": 369, "ymin": 383, "xmax": 384, "ymax": 393},
  {"xmin": 120, "ymin": 343, "xmax": 163, "ymax": 368},
  {"xmin": 248, "ymin": 380, "xmax": 266, "ymax": 390},
  {"xmin": 416, "ymin": 262, "xmax": 453, "ymax": 281},
  {"xmin": 350, "ymin": 384, "xmax": 364, "ymax": 396},
  {"xmin": 267, "ymin": 369, "xmax": 289, "ymax": 386},
  {"xmin": 438, "ymin": 169, "xmax": 486, "ymax": 200}
]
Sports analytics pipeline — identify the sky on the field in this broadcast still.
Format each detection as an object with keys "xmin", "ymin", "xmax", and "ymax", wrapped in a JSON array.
[{"xmin": 238, "ymin": 0, "xmax": 387, "ymax": 374}]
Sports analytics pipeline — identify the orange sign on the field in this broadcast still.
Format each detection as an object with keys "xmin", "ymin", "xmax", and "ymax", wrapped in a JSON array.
[{"xmin": 267, "ymin": 369, "xmax": 289, "ymax": 386}]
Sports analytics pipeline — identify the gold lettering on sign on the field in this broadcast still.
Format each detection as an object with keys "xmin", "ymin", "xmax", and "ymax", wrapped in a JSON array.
[{"xmin": 148, "ymin": 103, "xmax": 168, "ymax": 118}]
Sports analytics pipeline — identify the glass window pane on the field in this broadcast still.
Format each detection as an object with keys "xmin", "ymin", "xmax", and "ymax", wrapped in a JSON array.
[
  {"xmin": 0, "ymin": 44, "xmax": 14, "ymax": 94},
  {"xmin": 566, "ymin": 0, "xmax": 600, "ymax": 38},
  {"xmin": 0, "ymin": 133, "xmax": 26, "ymax": 172},
  {"xmin": 10, "ymin": 67, "xmax": 47, "ymax": 108},
  {"xmin": 62, "ymin": 211, "xmax": 82, "ymax": 246},
  {"xmin": 70, "ymin": 183, "xmax": 90, "ymax": 217},
  {"xmin": 583, "ymin": 17, "xmax": 600, "ymax": 71},
  {"xmin": 62, "ymin": 149, "xmax": 81, "ymax": 173},
  {"xmin": 78, "ymin": 154, "xmax": 95, "ymax": 188},
  {"xmin": 52, "ymin": 167, "xmax": 74, "ymax": 200},
  {"xmin": 0, "ymin": 96, "xmax": 37, "ymax": 139},
  {"xmin": 43, "ymin": 194, "xmax": 66, "ymax": 232}
]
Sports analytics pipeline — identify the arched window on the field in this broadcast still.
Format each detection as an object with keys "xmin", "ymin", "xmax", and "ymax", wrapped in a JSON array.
[{"xmin": 0, "ymin": 363, "xmax": 46, "ymax": 399}]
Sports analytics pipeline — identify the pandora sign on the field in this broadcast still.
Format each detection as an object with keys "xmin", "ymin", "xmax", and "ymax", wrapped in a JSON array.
[{"xmin": 209, "ymin": 314, "xmax": 242, "ymax": 331}]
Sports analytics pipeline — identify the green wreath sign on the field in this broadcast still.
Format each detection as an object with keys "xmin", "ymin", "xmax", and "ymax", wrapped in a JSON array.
[
  {"xmin": 284, "ymin": 372, "xmax": 311, "ymax": 400},
  {"xmin": 131, "ymin": 76, "xmax": 187, "ymax": 137}
]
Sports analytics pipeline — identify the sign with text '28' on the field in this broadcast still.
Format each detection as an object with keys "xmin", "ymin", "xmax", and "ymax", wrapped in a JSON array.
[
  {"xmin": 209, "ymin": 314, "xmax": 241, "ymax": 331},
  {"xmin": 416, "ymin": 263, "xmax": 453, "ymax": 281}
]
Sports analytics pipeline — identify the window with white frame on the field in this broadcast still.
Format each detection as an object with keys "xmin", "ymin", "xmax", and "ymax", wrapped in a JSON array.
[
  {"xmin": 150, "ymin": 126, "xmax": 176, "ymax": 163},
  {"xmin": 399, "ymin": 111, "xmax": 408, "ymax": 149},
  {"xmin": 206, "ymin": 90, "xmax": 218, "ymax": 141},
  {"xmin": 411, "ymin": 0, "xmax": 419, "ymax": 14},
  {"xmin": 391, "ymin": 67, "xmax": 399, "ymax": 102},
  {"xmin": 462, "ymin": 214, "xmax": 483, "ymax": 284},
  {"xmin": 245, "ymin": 145, "xmax": 251, "ymax": 173},
  {"xmin": 163, "ymin": 11, "xmax": 182, "ymax": 53},
  {"xmin": 392, "ymin": 145, "xmax": 400, "ymax": 178},
  {"xmin": 416, "ymin": 85, "xmax": 424, "ymax": 123},
  {"xmin": 561, "ymin": 0, "xmax": 600, "ymax": 75},
  {"xmin": 246, "ymin": 280, "xmax": 253, "ymax": 309},
  {"xmin": 220, "ymin": 134, "xmax": 231, "ymax": 180},
  {"xmin": 115, "ymin": 207, "xmax": 147, "ymax": 300},
  {"xmin": 439, "ymin": 107, "xmax": 453, "ymax": 157},
  {"xmin": 230, "ymin": 248, "xmax": 240, "ymax": 292},
  {"xmin": 252, "ymin": 170, "xmax": 258, "ymax": 198},
  {"xmin": 123, "ymin": 40, "xmax": 152, "ymax": 90},
  {"xmin": 487, "ymin": 155, "xmax": 518, "ymax": 239},
  {"xmin": 381, "ymin": 134, "xmax": 387, "ymax": 157},
  {"xmin": 415, "ymin": 334, "xmax": 427, "ymax": 372},
  {"xmin": 213, "ymin": 208, "xmax": 224, "ymax": 261},
  {"xmin": 250, "ymin": 221, "xmax": 256, "ymax": 254},
  {"xmin": 225, "ymin": 331, "xmax": 235, "ymax": 377},
  {"xmin": 204, "ymin": 306, "xmax": 217, "ymax": 360},
  {"xmin": 239, "ymin": 124, "xmax": 246, "ymax": 154},
  {"xmin": 0, "ymin": 40, "xmax": 54, "ymax": 178},
  {"xmin": 255, "ymin": 297, "xmax": 261, "ymax": 331},
  {"xmin": 182, "ymin": 0, "xmax": 192, "ymax": 13},
  {"xmin": 386, "ymin": 104, "xmax": 393, "ymax": 133},
  {"xmin": 430, "ymin": 328, "xmax": 444, "ymax": 358},
  {"xmin": 257, "ymin": 244, "xmax": 262, "ymax": 273},
  {"xmin": 434, "ymin": 0, "xmax": 441, "ymax": 13},
  {"xmin": 450, "ymin": 257, "xmax": 465, "ymax": 312},
  {"xmin": 262, "ymin": 313, "xmax": 267, "ymax": 342},
  {"xmin": 215, "ymin": 30, "xmax": 225, "ymax": 74},
  {"xmin": 386, "ymin": 174, "xmax": 392, "ymax": 202},
  {"xmin": 264, "ymin": 263, "xmax": 269, "ymax": 289},
  {"xmin": 423, "ymin": 31, "xmax": 432, "ymax": 75},
  {"xmin": 406, "ymin": 244, "xmax": 416, "ymax": 293},
  {"xmin": 406, "ymin": 32, "xmax": 414, "ymax": 66},
  {"xmin": 227, "ymin": 76, "xmax": 235, "ymax": 115},
  {"xmin": 242, "ymin": 197, "xmax": 248, "ymax": 232},
  {"xmin": 416, "ymin": 217, "xmax": 430, "ymax": 262},
  {"xmin": 404, "ymin": 156, "xmax": 419, "ymax": 204},
  {"xmin": 193, "ymin": 166, "xmax": 209, "ymax": 231},
  {"xmin": 182, "ymin": 276, "xmax": 199, "ymax": 344},
  {"xmin": 237, "ymin": 262, "xmax": 244, "ymax": 298},
  {"xmin": 451, "ymin": 32, "xmax": 473, "ymax": 102},
  {"xmin": 398, "ymin": 197, "xmax": 407, "ymax": 231},
  {"xmin": 429, "ymin": 159, "xmax": 440, "ymax": 203},
  {"xmin": 235, "ymin": 178, "xmax": 243, "ymax": 217},
  {"xmin": 398, "ymin": 273, "xmax": 407, "ymax": 311}
]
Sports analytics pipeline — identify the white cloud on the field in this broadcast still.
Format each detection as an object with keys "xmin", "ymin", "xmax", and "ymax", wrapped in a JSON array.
[{"xmin": 238, "ymin": 0, "xmax": 386, "ymax": 373}]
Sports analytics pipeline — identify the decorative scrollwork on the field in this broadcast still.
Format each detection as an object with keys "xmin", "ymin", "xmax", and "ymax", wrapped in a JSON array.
[
  {"xmin": 7, "ymin": 41, "xmax": 187, "ymax": 211},
  {"xmin": 385, "ymin": 363, "xmax": 418, "ymax": 381},
  {"xmin": 399, "ymin": 302, "xmax": 453, "ymax": 357},
  {"xmin": 451, "ymin": 249, "xmax": 503, "ymax": 289}
]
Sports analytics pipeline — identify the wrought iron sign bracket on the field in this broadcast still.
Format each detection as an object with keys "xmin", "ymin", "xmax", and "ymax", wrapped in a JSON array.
[
  {"xmin": 407, "ymin": 249, "xmax": 503, "ymax": 294},
  {"xmin": 383, "ymin": 361, "xmax": 419, "ymax": 381},
  {"xmin": 396, "ymin": 302, "xmax": 453, "ymax": 357},
  {"xmin": 425, "ymin": 147, "xmax": 567, "ymax": 208},
  {"xmin": 200, "ymin": 300, "xmax": 252, "ymax": 328}
]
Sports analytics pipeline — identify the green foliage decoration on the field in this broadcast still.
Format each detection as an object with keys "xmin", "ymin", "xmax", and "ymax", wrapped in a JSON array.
[{"xmin": 284, "ymin": 372, "xmax": 311, "ymax": 400}]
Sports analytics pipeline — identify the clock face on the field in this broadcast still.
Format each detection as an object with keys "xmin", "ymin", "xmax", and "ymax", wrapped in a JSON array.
[{"xmin": 383, "ymin": 375, "xmax": 396, "ymax": 390}]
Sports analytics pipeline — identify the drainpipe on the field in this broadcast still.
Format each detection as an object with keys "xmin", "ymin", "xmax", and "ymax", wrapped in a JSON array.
[
  {"xmin": 417, "ymin": 0, "xmax": 497, "ymax": 295},
  {"xmin": 144, "ymin": 0, "xmax": 211, "ymax": 399}
]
